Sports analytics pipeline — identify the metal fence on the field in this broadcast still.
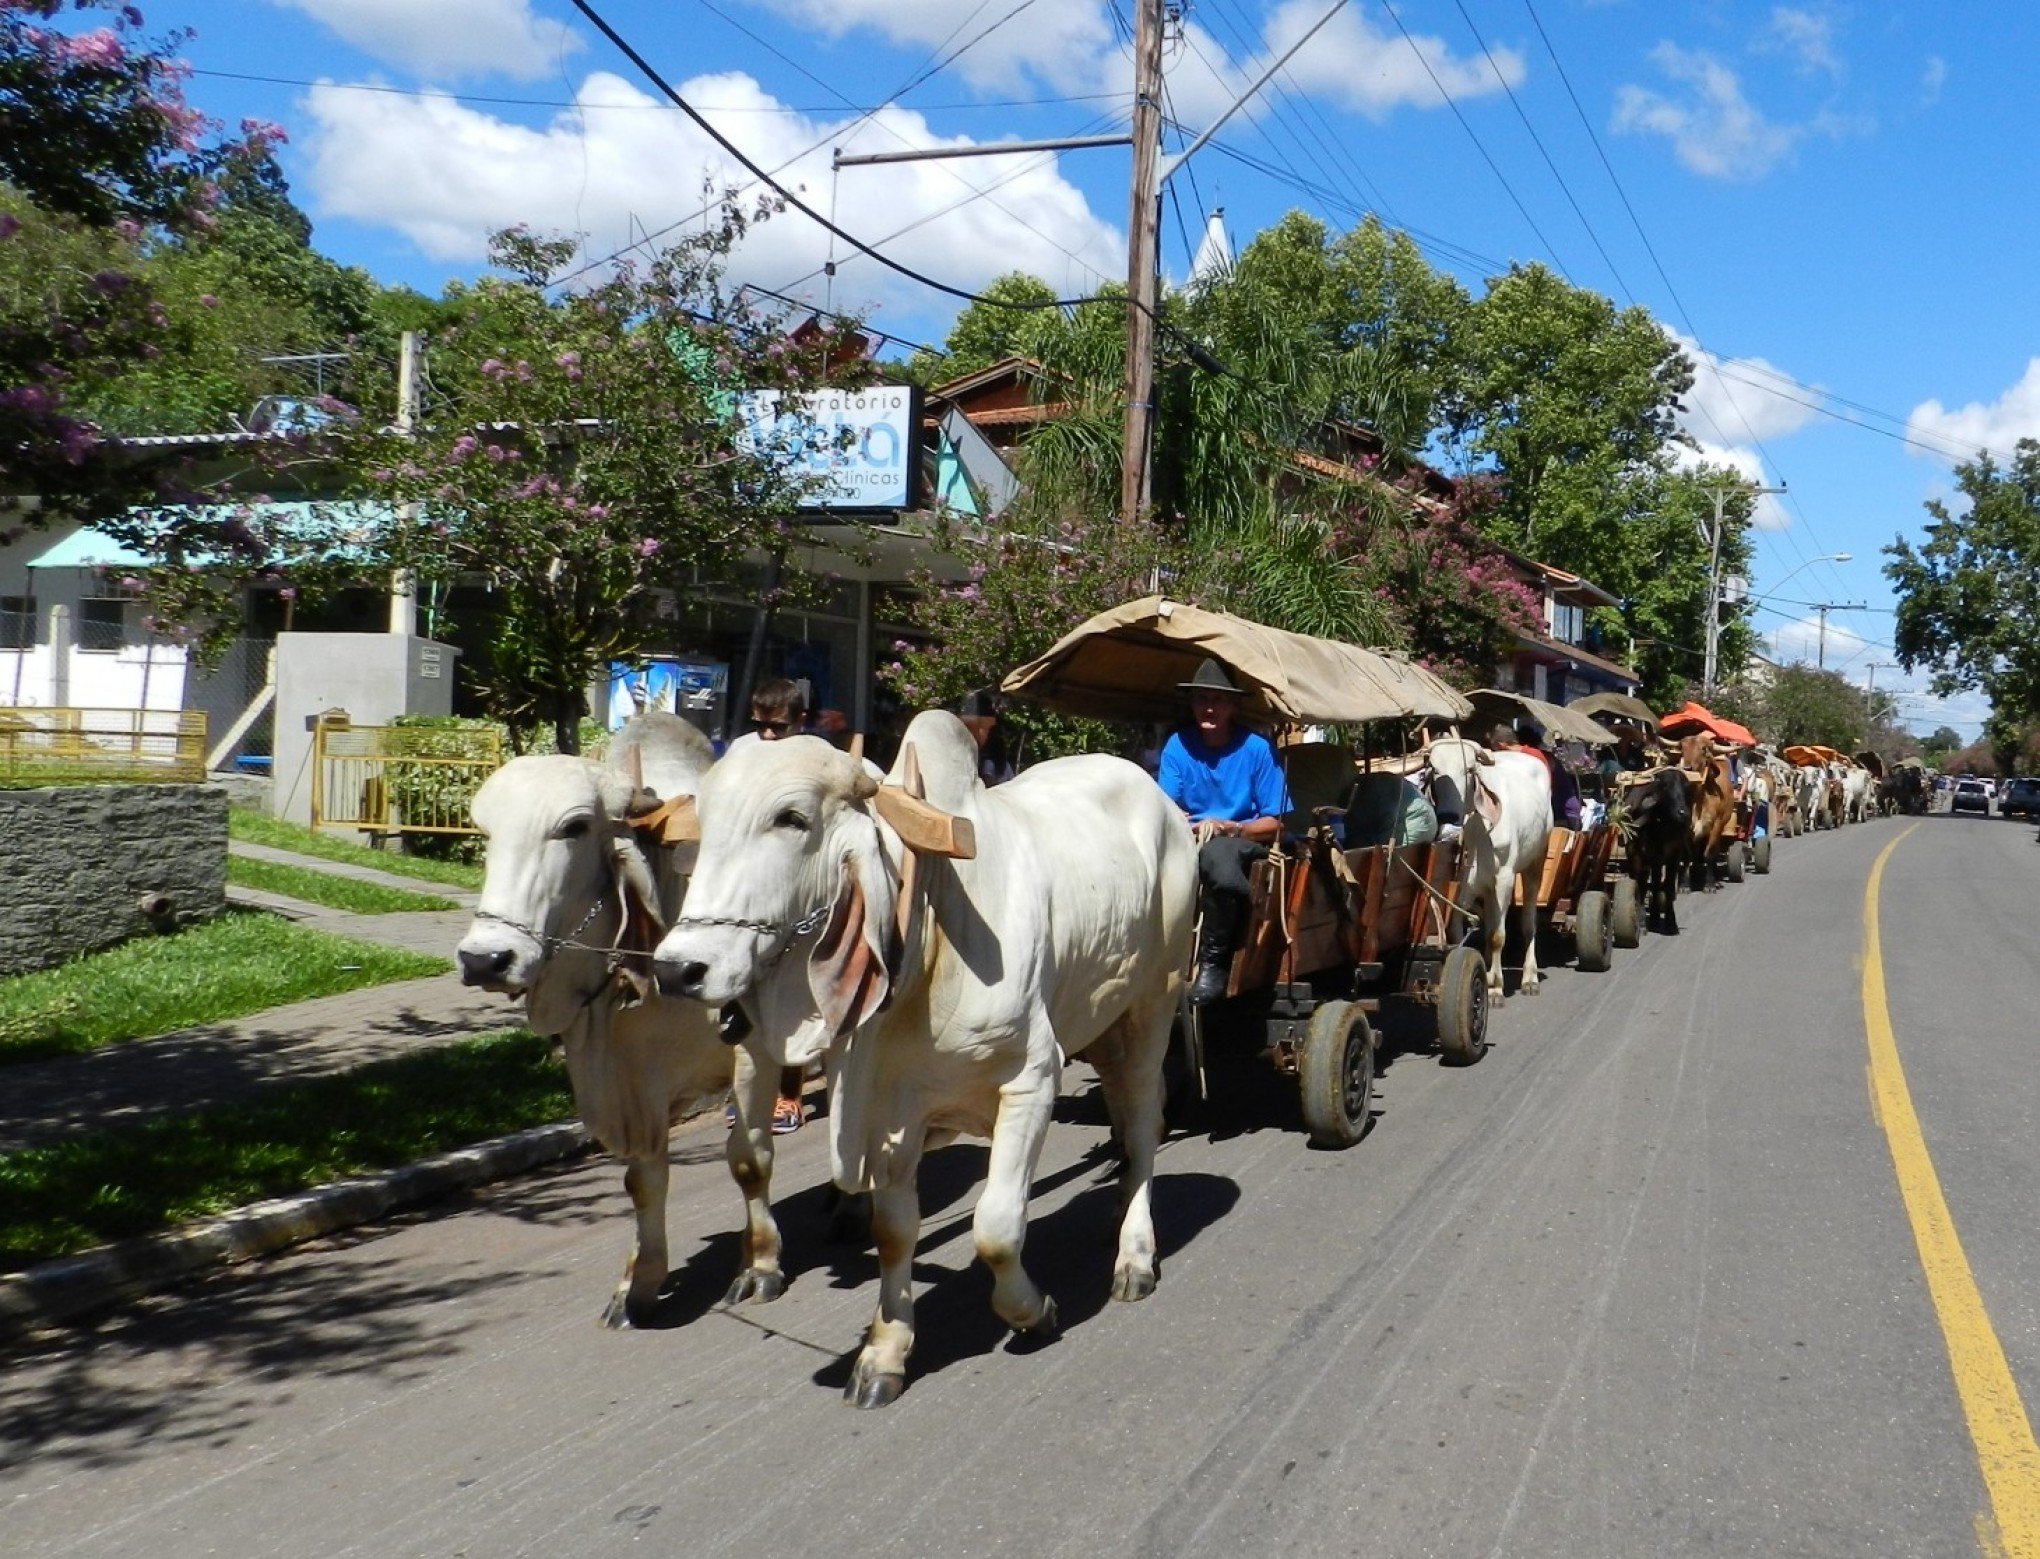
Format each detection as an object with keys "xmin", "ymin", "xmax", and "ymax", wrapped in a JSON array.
[
  {"xmin": 0, "ymin": 707, "xmax": 208, "ymax": 785},
  {"xmin": 310, "ymin": 716, "xmax": 502, "ymax": 835}
]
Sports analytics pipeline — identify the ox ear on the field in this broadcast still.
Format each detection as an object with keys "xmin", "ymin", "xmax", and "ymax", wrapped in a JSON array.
[
  {"xmin": 1473, "ymin": 775, "xmax": 1503, "ymax": 827},
  {"xmin": 808, "ymin": 855, "xmax": 893, "ymax": 1041}
]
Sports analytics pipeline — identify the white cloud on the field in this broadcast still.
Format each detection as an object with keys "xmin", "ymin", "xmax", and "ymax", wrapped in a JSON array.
[
  {"xmin": 299, "ymin": 70, "xmax": 1124, "ymax": 321},
  {"xmin": 272, "ymin": 0, "xmax": 579, "ymax": 82},
  {"xmin": 1613, "ymin": 43, "xmax": 1799, "ymax": 180},
  {"xmin": 1664, "ymin": 329, "xmax": 1819, "ymax": 530},
  {"xmin": 732, "ymin": 0, "xmax": 1514, "ymax": 125},
  {"xmin": 1762, "ymin": 7, "xmax": 1839, "ymax": 77},
  {"xmin": 1921, "ymin": 55, "xmax": 1947, "ymax": 106},
  {"xmin": 1906, "ymin": 359, "xmax": 2040, "ymax": 464},
  {"xmin": 1248, "ymin": 1, "xmax": 1522, "ymax": 122}
]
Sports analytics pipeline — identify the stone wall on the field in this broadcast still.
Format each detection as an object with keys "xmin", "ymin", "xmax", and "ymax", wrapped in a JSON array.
[{"xmin": 0, "ymin": 784, "xmax": 228, "ymax": 976}]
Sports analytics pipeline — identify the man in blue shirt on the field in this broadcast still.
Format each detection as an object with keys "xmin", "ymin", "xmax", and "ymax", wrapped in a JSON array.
[{"xmin": 1157, "ymin": 658, "xmax": 1291, "ymax": 1004}]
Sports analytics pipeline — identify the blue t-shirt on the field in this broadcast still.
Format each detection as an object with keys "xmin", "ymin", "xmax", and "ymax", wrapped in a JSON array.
[{"xmin": 1158, "ymin": 727, "xmax": 1291, "ymax": 824}]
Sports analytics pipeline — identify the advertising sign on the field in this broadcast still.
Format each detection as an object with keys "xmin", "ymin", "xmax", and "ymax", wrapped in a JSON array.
[
  {"xmin": 739, "ymin": 385, "xmax": 919, "ymax": 511},
  {"xmin": 608, "ymin": 658, "xmax": 727, "ymax": 732}
]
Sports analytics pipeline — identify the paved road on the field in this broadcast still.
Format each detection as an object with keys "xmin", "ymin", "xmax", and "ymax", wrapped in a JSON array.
[{"xmin": 6, "ymin": 811, "xmax": 2039, "ymax": 1557}]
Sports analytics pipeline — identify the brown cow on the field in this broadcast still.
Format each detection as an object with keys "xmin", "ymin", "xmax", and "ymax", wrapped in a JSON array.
[{"xmin": 1679, "ymin": 734, "xmax": 1738, "ymax": 890}]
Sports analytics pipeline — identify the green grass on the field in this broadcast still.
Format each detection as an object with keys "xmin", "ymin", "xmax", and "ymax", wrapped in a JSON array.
[
  {"xmin": 0, "ymin": 914, "xmax": 450, "ymax": 1064},
  {"xmin": 0, "ymin": 1030, "xmax": 574, "ymax": 1271},
  {"xmin": 228, "ymin": 807, "xmax": 484, "ymax": 890},
  {"xmin": 226, "ymin": 854, "xmax": 456, "ymax": 914}
]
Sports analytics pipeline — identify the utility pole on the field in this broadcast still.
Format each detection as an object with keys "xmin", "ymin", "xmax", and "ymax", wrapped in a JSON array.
[
  {"xmin": 389, "ymin": 329, "xmax": 422, "ymax": 636},
  {"xmin": 1811, "ymin": 602, "xmax": 1866, "ymax": 669},
  {"xmin": 1118, "ymin": 0, "xmax": 1164, "ymax": 526},
  {"xmin": 1701, "ymin": 479, "xmax": 1785, "ymax": 698}
]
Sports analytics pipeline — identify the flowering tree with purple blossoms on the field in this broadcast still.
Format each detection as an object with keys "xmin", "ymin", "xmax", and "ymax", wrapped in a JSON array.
[
  {"xmin": 1, "ymin": 2, "xmax": 286, "ymax": 516},
  {"xmin": 351, "ymin": 221, "xmax": 865, "ymax": 753}
]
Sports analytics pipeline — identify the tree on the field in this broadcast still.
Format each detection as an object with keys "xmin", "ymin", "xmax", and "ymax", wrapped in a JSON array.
[
  {"xmin": 1445, "ymin": 262, "xmax": 1692, "ymax": 581},
  {"xmin": 350, "ymin": 221, "xmax": 864, "ymax": 752},
  {"xmin": 1885, "ymin": 439, "xmax": 2040, "ymax": 731},
  {"xmin": 904, "ymin": 272, "xmax": 1059, "ymax": 385},
  {"xmin": 1921, "ymin": 725, "xmax": 1964, "ymax": 758},
  {"xmin": 1, "ymin": 2, "xmax": 276, "ymax": 516},
  {"xmin": 1754, "ymin": 664, "xmax": 1871, "ymax": 750}
]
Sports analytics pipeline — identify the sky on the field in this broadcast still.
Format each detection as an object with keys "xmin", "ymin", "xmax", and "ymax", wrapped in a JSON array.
[{"xmin": 142, "ymin": 0, "xmax": 2040, "ymax": 738}]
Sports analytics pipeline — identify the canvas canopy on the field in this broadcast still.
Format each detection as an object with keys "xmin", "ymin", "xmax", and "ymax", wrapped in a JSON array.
[
  {"xmin": 1001, "ymin": 596, "xmax": 1474, "ymax": 727},
  {"xmin": 1569, "ymin": 691, "xmax": 1658, "ymax": 731},
  {"xmin": 1783, "ymin": 743, "xmax": 1850, "ymax": 767},
  {"xmin": 1466, "ymin": 688, "xmax": 1619, "ymax": 748}
]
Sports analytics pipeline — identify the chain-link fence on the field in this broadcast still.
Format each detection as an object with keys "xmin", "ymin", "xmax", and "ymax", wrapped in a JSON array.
[{"xmin": 186, "ymin": 636, "xmax": 276, "ymax": 774}]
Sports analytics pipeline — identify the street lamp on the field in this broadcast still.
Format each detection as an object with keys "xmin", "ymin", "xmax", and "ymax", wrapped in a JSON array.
[{"xmin": 1762, "ymin": 551, "xmax": 1853, "ymax": 600}]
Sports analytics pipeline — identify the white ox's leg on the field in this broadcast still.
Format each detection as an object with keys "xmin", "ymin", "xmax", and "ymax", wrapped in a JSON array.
[
  {"xmin": 1515, "ymin": 868, "xmax": 1542, "ymax": 995},
  {"xmin": 1088, "ymin": 997, "xmax": 1171, "ymax": 1302},
  {"xmin": 846, "ymin": 1176, "xmax": 922, "ymax": 1410},
  {"xmin": 1482, "ymin": 885, "xmax": 1508, "ymax": 998},
  {"xmin": 601, "ymin": 1153, "xmax": 670, "ymax": 1329},
  {"xmin": 724, "ymin": 1044, "xmax": 787, "ymax": 1305},
  {"xmin": 974, "ymin": 1063, "xmax": 1061, "ymax": 1334}
]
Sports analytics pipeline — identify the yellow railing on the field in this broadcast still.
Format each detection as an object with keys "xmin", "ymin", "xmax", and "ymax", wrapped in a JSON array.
[
  {"xmin": 310, "ymin": 715, "xmax": 502, "ymax": 836},
  {"xmin": 0, "ymin": 707, "xmax": 207, "ymax": 785}
]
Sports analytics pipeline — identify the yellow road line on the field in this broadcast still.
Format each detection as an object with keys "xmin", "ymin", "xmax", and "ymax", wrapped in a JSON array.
[{"xmin": 1863, "ymin": 825, "xmax": 2040, "ymax": 1557}]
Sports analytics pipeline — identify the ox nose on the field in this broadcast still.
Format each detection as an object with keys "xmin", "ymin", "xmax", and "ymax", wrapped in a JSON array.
[
  {"xmin": 458, "ymin": 947, "xmax": 515, "ymax": 986},
  {"xmin": 655, "ymin": 958, "xmax": 710, "ymax": 999}
]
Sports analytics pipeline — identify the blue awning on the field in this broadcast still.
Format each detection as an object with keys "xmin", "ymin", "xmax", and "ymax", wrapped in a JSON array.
[{"xmin": 25, "ymin": 527, "xmax": 153, "ymax": 570}]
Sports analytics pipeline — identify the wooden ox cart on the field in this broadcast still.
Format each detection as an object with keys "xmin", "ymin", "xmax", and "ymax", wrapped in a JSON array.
[{"xmin": 1003, "ymin": 597, "xmax": 1482, "ymax": 1150}]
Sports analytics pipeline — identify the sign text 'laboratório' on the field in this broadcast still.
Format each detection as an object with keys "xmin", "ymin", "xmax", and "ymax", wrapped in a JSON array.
[{"xmin": 739, "ymin": 386, "xmax": 919, "ymax": 511}]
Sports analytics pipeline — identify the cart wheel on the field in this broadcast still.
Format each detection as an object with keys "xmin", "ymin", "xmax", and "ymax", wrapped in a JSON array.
[
  {"xmin": 1575, "ymin": 890, "xmax": 1613, "ymax": 972},
  {"xmin": 1299, "ymin": 1000, "xmax": 1374, "ymax": 1149},
  {"xmin": 1610, "ymin": 877, "xmax": 1642, "ymax": 948},
  {"xmin": 1436, "ymin": 945, "xmax": 1489, "ymax": 1065},
  {"xmin": 1752, "ymin": 835, "xmax": 1772, "ymax": 875},
  {"xmin": 1726, "ymin": 840, "xmax": 1746, "ymax": 883}
]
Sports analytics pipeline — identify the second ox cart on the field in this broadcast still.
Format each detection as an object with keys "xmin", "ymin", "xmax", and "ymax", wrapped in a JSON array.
[{"xmin": 1004, "ymin": 597, "xmax": 1504, "ymax": 1150}]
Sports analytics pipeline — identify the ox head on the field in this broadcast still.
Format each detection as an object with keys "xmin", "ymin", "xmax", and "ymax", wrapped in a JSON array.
[
  {"xmin": 1422, "ymin": 736, "xmax": 1501, "ymax": 829},
  {"xmin": 456, "ymin": 755, "xmax": 669, "ymax": 1035},
  {"xmin": 1622, "ymin": 764, "xmax": 1691, "ymax": 836},
  {"xmin": 649, "ymin": 734, "xmax": 974, "ymax": 1067}
]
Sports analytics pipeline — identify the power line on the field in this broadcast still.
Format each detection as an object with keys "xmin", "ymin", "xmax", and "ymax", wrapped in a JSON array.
[
  {"xmin": 1448, "ymin": 0, "xmax": 1631, "ymax": 300},
  {"xmin": 558, "ymin": 0, "xmax": 1121, "ymax": 316},
  {"xmin": 1377, "ymin": 0, "xmax": 1573, "ymax": 282}
]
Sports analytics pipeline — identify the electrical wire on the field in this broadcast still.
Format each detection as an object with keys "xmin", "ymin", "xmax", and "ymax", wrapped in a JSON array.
[
  {"xmin": 1449, "ymin": 0, "xmax": 1631, "ymax": 300},
  {"xmin": 1376, "ymin": 0, "xmax": 1573, "ymax": 281}
]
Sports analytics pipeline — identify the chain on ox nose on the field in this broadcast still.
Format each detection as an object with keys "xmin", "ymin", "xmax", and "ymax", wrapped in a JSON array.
[
  {"xmin": 667, "ymin": 898, "xmax": 833, "ymax": 968},
  {"xmin": 470, "ymin": 894, "xmax": 612, "ymax": 958}
]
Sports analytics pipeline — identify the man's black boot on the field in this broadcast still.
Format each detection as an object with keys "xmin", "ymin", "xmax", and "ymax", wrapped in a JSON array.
[{"xmin": 1189, "ymin": 892, "xmax": 1244, "ymax": 1006}]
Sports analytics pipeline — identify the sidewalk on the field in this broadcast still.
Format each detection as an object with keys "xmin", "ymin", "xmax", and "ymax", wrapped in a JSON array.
[{"xmin": 4, "ymin": 848, "xmax": 509, "ymax": 1155}]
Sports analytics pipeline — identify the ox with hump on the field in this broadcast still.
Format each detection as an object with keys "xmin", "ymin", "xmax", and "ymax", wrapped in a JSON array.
[
  {"xmin": 653, "ymin": 711, "xmax": 1197, "ymax": 1409},
  {"xmin": 1423, "ymin": 735, "xmax": 1554, "ymax": 998},
  {"xmin": 455, "ymin": 713, "xmax": 774, "ymax": 1328}
]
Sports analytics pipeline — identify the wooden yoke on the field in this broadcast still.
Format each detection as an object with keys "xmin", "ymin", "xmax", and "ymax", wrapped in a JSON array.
[{"xmin": 622, "ymin": 745, "xmax": 701, "ymax": 846}]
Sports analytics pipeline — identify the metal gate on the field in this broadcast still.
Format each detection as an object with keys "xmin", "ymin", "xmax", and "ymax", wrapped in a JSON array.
[
  {"xmin": 0, "ymin": 706, "xmax": 207, "ymax": 785},
  {"xmin": 309, "ymin": 714, "xmax": 502, "ymax": 835}
]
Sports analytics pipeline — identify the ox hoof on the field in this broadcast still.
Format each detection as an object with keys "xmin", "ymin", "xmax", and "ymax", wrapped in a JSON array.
[
  {"xmin": 1110, "ymin": 1265, "xmax": 1157, "ymax": 1304},
  {"xmin": 726, "ymin": 1267, "xmax": 786, "ymax": 1306},
  {"xmin": 1014, "ymin": 1294, "xmax": 1061, "ymax": 1338},
  {"xmin": 1520, "ymin": 980, "xmax": 1542, "ymax": 996},
  {"xmin": 600, "ymin": 1289, "xmax": 653, "ymax": 1330},
  {"xmin": 846, "ymin": 1362, "xmax": 906, "ymax": 1410}
]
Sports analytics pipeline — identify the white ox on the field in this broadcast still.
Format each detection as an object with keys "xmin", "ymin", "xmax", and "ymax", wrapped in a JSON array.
[
  {"xmin": 652, "ymin": 712, "xmax": 1197, "ymax": 1409},
  {"xmin": 455, "ymin": 713, "xmax": 739, "ymax": 1328},
  {"xmin": 1842, "ymin": 763, "xmax": 1874, "ymax": 824},
  {"xmin": 1423, "ymin": 738, "xmax": 1555, "ymax": 998}
]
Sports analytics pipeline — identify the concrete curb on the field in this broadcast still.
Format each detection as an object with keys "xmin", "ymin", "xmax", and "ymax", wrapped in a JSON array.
[{"xmin": 0, "ymin": 1120, "xmax": 595, "ymax": 1344}]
